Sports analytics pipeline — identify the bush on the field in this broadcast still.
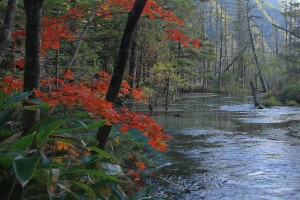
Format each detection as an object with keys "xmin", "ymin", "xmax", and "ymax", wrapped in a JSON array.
[
  {"xmin": 280, "ymin": 84, "xmax": 300, "ymax": 104},
  {"xmin": 262, "ymin": 92, "xmax": 274, "ymax": 100},
  {"xmin": 0, "ymin": 92, "xmax": 161, "ymax": 200},
  {"xmin": 286, "ymin": 100, "xmax": 299, "ymax": 106},
  {"xmin": 262, "ymin": 96, "xmax": 282, "ymax": 107}
]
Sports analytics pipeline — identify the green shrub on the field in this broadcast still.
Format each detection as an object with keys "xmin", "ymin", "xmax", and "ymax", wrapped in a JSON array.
[
  {"xmin": 286, "ymin": 100, "xmax": 299, "ymax": 106},
  {"xmin": 280, "ymin": 84, "xmax": 300, "ymax": 104},
  {"xmin": 262, "ymin": 96, "xmax": 282, "ymax": 107},
  {"xmin": 262, "ymin": 92, "xmax": 274, "ymax": 100}
]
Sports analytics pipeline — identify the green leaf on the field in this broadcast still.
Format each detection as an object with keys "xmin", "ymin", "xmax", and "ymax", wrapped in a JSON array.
[
  {"xmin": 71, "ymin": 112, "xmax": 90, "ymax": 118},
  {"xmin": 13, "ymin": 156, "xmax": 40, "ymax": 187},
  {"xmin": 0, "ymin": 156, "xmax": 13, "ymax": 169},
  {"xmin": 71, "ymin": 181, "xmax": 97, "ymax": 200},
  {"xmin": 63, "ymin": 169, "xmax": 120, "ymax": 182},
  {"xmin": 70, "ymin": 155, "xmax": 100, "ymax": 170},
  {"xmin": 90, "ymin": 146, "xmax": 115, "ymax": 160},
  {"xmin": 73, "ymin": 119, "xmax": 88, "ymax": 128},
  {"xmin": 0, "ymin": 90, "xmax": 8, "ymax": 101},
  {"xmin": 35, "ymin": 130, "xmax": 49, "ymax": 145},
  {"xmin": 130, "ymin": 186, "xmax": 155, "ymax": 200},
  {"xmin": 31, "ymin": 168, "xmax": 47, "ymax": 180},
  {"xmin": 79, "ymin": 155, "xmax": 100, "ymax": 165},
  {"xmin": 52, "ymin": 120, "xmax": 106, "ymax": 134},
  {"xmin": 24, "ymin": 105, "xmax": 39, "ymax": 111},
  {"xmin": 28, "ymin": 116, "xmax": 66, "ymax": 135},
  {"xmin": 9, "ymin": 134, "xmax": 34, "ymax": 152},
  {"xmin": 0, "ymin": 108, "xmax": 15, "ymax": 126},
  {"xmin": 111, "ymin": 183, "xmax": 128, "ymax": 200},
  {"xmin": 85, "ymin": 140, "xmax": 99, "ymax": 148},
  {"xmin": 0, "ymin": 127, "xmax": 13, "ymax": 140},
  {"xmin": 2, "ymin": 91, "xmax": 32, "ymax": 104},
  {"xmin": 24, "ymin": 98, "xmax": 50, "ymax": 109}
]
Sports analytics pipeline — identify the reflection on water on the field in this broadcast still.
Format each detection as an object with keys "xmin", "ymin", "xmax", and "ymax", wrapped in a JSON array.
[{"xmin": 148, "ymin": 94, "xmax": 300, "ymax": 200}]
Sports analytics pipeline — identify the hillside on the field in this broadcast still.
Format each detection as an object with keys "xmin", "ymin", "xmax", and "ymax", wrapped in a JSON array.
[{"xmin": 202, "ymin": 0, "xmax": 285, "ymax": 49}]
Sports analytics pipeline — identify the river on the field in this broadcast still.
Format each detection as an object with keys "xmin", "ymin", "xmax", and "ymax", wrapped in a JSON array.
[{"xmin": 147, "ymin": 93, "xmax": 300, "ymax": 200}]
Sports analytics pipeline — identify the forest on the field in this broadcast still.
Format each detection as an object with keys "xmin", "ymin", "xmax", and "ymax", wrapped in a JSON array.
[{"xmin": 1, "ymin": 0, "xmax": 300, "ymax": 199}]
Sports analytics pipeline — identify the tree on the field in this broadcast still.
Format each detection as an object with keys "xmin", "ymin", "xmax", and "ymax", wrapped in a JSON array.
[
  {"xmin": 96, "ymin": 0, "xmax": 148, "ymax": 149},
  {"xmin": 23, "ymin": 0, "xmax": 44, "ymax": 134},
  {"xmin": 246, "ymin": 0, "xmax": 268, "ymax": 93},
  {"xmin": 0, "ymin": 0, "xmax": 18, "ymax": 64}
]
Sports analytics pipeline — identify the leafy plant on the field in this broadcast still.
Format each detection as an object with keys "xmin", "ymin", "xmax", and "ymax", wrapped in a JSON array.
[
  {"xmin": 280, "ymin": 84, "xmax": 300, "ymax": 104},
  {"xmin": 0, "ymin": 92, "xmax": 163, "ymax": 200},
  {"xmin": 286, "ymin": 100, "xmax": 299, "ymax": 106},
  {"xmin": 0, "ymin": 93, "xmax": 117, "ymax": 198},
  {"xmin": 262, "ymin": 96, "xmax": 282, "ymax": 107}
]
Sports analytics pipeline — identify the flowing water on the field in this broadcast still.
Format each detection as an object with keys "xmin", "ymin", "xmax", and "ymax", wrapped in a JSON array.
[{"xmin": 147, "ymin": 94, "xmax": 300, "ymax": 200}]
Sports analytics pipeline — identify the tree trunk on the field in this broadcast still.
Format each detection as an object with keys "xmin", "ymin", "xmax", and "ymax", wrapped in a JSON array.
[
  {"xmin": 96, "ymin": 0, "xmax": 147, "ymax": 149},
  {"xmin": 0, "ymin": 0, "xmax": 18, "ymax": 64},
  {"xmin": 246, "ymin": 0, "xmax": 268, "ymax": 93},
  {"xmin": 23, "ymin": 0, "xmax": 44, "ymax": 134},
  {"xmin": 218, "ymin": 0, "xmax": 223, "ymax": 93},
  {"xmin": 67, "ymin": 13, "xmax": 95, "ymax": 68},
  {"xmin": 129, "ymin": 30, "xmax": 138, "ymax": 88},
  {"xmin": 165, "ymin": 77, "xmax": 170, "ymax": 111},
  {"xmin": 250, "ymin": 80, "xmax": 263, "ymax": 109}
]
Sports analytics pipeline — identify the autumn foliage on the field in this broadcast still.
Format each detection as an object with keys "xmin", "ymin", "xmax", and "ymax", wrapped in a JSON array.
[
  {"xmin": 102, "ymin": 0, "xmax": 201, "ymax": 49},
  {"xmin": 12, "ymin": 16, "xmax": 75, "ymax": 68},
  {"xmin": 0, "ymin": 71, "xmax": 171, "ymax": 152}
]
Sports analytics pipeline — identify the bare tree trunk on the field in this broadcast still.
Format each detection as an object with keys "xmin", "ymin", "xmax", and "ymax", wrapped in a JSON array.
[
  {"xmin": 218, "ymin": 0, "xmax": 223, "ymax": 93},
  {"xmin": 23, "ymin": 0, "xmax": 44, "ymax": 134},
  {"xmin": 250, "ymin": 80, "xmax": 263, "ymax": 109},
  {"xmin": 0, "ymin": 0, "xmax": 18, "ymax": 64},
  {"xmin": 165, "ymin": 77, "xmax": 170, "ymax": 111},
  {"xmin": 246, "ymin": 0, "xmax": 268, "ymax": 93},
  {"xmin": 55, "ymin": 48, "xmax": 59, "ymax": 87},
  {"xmin": 67, "ymin": 13, "xmax": 95, "ymax": 68},
  {"xmin": 96, "ymin": 0, "xmax": 147, "ymax": 149},
  {"xmin": 272, "ymin": 24, "xmax": 300, "ymax": 39},
  {"xmin": 129, "ymin": 30, "xmax": 138, "ymax": 88}
]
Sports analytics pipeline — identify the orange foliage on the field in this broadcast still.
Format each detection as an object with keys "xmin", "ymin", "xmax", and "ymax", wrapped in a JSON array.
[
  {"xmin": 135, "ymin": 162, "xmax": 147, "ymax": 170},
  {"xmin": 12, "ymin": 16, "xmax": 74, "ymax": 53},
  {"xmin": 165, "ymin": 29, "xmax": 202, "ymax": 49},
  {"xmin": 0, "ymin": 72, "xmax": 170, "ymax": 152},
  {"xmin": 143, "ymin": 0, "xmax": 184, "ymax": 25},
  {"xmin": 0, "ymin": 76, "xmax": 23, "ymax": 95},
  {"xmin": 127, "ymin": 169, "xmax": 141, "ymax": 181},
  {"xmin": 11, "ymin": 16, "xmax": 74, "ymax": 67},
  {"xmin": 104, "ymin": 0, "xmax": 183, "ymax": 25},
  {"xmin": 101, "ymin": 0, "xmax": 200, "ymax": 49},
  {"xmin": 132, "ymin": 88, "xmax": 146, "ymax": 100},
  {"xmin": 33, "ymin": 78, "xmax": 119, "ymax": 123},
  {"xmin": 62, "ymin": 68, "xmax": 74, "ymax": 80},
  {"xmin": 119, "ymin": 108, "xmax": 171, "ymax": 152},
  {"xmin": 41, "ymin": 17, "xmax": 74, "ymax": 55}
]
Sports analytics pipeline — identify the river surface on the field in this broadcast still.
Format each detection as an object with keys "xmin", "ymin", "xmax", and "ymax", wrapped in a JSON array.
[{"xmin": 146, "ymin": 93, "xmax": 300, "ymax": 200}]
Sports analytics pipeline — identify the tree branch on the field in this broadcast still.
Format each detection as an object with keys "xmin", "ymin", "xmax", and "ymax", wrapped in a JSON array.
[{"xmin": 272, "ymin": 23, "xmax": 300, "ymax": 39}]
